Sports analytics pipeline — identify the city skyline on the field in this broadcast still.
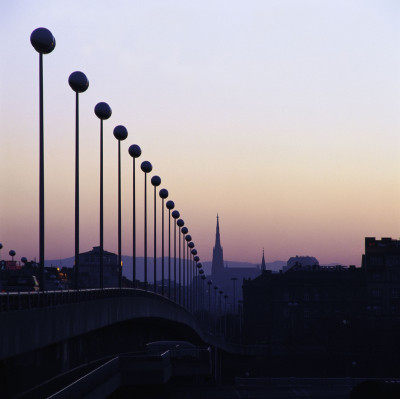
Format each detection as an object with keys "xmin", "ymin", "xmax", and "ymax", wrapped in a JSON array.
[{"xmin": 1, "ymin": 1, "xmax": 399, "ymax": 267}]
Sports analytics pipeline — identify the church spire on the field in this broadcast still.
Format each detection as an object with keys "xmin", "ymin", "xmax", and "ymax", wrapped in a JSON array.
[
  {"xmin": 215, "ymin": 213, "xmax": 221, "ymax": 249},
  {"xmin": 261, "ymin": 248, "xmax": 266, "ymax": 272},
  {"xmin": 212, "ymin": 213, "xmax": 224, "ymax": 277}
]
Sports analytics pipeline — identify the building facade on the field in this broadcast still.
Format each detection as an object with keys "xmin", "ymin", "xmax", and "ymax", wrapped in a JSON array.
[{"xmin": 78, "ymin": 246, "xmax": 119, "ymax": 288}]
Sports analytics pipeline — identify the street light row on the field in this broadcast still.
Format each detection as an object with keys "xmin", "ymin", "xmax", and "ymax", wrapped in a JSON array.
[{"xmin": 30, "ymin": 27, "xmax": 207, "ymax": 310}]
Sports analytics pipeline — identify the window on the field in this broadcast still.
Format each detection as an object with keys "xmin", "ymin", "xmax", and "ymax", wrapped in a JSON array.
[{"xmin": 392, "ymin": 289, "xmax": 399, "ymax": 299}]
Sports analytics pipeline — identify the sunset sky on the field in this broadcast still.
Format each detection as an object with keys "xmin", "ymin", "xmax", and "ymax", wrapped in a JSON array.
[{"xmin": 1, "ymin": 0, "xmax": 399, "ymax": 268}]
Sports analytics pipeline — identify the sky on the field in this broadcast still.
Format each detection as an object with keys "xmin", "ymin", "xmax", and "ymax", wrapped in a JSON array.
[{"xmin": 0, "ymin": 0, "xmax": 399, "ymax": 268}]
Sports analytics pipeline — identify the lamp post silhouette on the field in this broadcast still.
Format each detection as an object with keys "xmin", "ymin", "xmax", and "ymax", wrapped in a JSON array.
[
  {"xmin": 207, "ymin": 280, "xmax": 212, "ymax": 330},
  {"xmin": 0, "ymin": 243, "xmax": 3, "ymax": 261},
  {"xmin": 159, "ymin": 189, "xmax": 168, "ymax": 296},
  {"xmin": 181, "ymin": 226, "xmax": 188, "ymax": 306},
  {"xmin": 188, "ymin": 242, "xmax": 195, "ymax": 310},
  {"xmin": 194, "ymin": 254, "xmax": 200, "ymax": 312},
  {"xmin": 177, "ymin": 219, "xmax": 184, "ymax": 304},
  {"xmin": 9, "ymin": 250, "xmax": 16, "ymax": 262},
  {"xmin": 213, "ymin": 285, "xmax": 219, "ymax": 334},
  {"xmin": 94, "ymin": 102, "xmax": 112, "ymax": 289},
  {"xmin": 185, "ymin": 234, "xmax": 192, "ymax": 308},
  {"xmin": 113, "ymin": 125, "xmax": 128, "ymax": 288},
  {"xmin": 128, "ymin": 144, "xmax": 142, "ymax": 287},
  {"xmin": 171, "ymin": 210, "xmax": 180, "ymax": 301},
  {"xmin": 141, "ymin": 161, "xmax": 153, "ymax": 290},
  {"xmin": 166, "ymin": 200, "xmax": 175, "ymax": 298},
  {"xmin": 199, "ymin": 268, "xmax": 205, "ymax": 311},
  {"xmin": 231, "ymin": 277, "xmax": 238, "ymax": 314},
  {"xmin": 30, "ymin": 27, "xmax": 56, "ymax": 291},
  {"xmin": 219, "ymin": 290, "xmax": 224, "ymax": 333},
  {"xmin": 68, "ymin": 71, "xmax": 89, "ymax": 290},
  {"xmin": 200, "ymin": 273, "xmax": 206, "ymax": 320},
  {"xmin": 224, "ymin": 294, "xmax": 229, "ymax": 338},
  {"xmin": 151, "ymin": 175, "xmax": 161, "ymax": 293},
  {"xmin": 192, "ymin": 251, "xmax": 198, "ymax": 310}
]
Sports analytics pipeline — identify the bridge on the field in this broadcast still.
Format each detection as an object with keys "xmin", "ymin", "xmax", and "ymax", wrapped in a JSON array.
[
  {"xmin": 0, "ymin": 288, "xmax": 249, "ymax": 398},
  {"xmin": 0, "ymin": 28, "xmax": 250, "ymax": 398}
]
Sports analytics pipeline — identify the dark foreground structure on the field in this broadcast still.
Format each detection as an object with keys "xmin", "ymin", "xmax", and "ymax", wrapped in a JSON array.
[{"xmin": 243, "ymin": 237, "xmax": 400, "ymax": 377}]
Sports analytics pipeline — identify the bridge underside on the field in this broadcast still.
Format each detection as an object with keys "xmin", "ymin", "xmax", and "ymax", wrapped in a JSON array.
[
  {"xmin": 0, "ymin": 290, "xmax": 208, "ymax": 398},
  {"xmin": 1, "ymin": 316, "xmax": 205, "ymax": 398}
]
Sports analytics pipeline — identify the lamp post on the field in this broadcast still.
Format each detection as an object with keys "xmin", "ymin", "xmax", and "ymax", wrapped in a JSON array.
[
  {"xmin": 166, "ymin": 200, "xmax": 175, "ymax": 298},
  {"xmin": 150, "ymin": 175, "xmax": 161, "ymax": 293},
  {"xmin": 9, "ymin": 250, "xmax": 16, "ymax": 262},
  {"xmin": 195, "ymin": 256, "xmax": 200, "ymax": 312},
  {"xmin": 219, "ymin": 290, "xmax": 224, "ymax": 334},
  {"xmin": 177, "ymin": 219, "xmax": 184, "ymax": 304},
  {"xmin": 231, "ymin": 277, "xmax": 238, "ymax": 315},
  {"xmin": 30, "ymin": 27, "xmax": 56, "ymax": 292},
  {"xmin": 207, "ymin": 280, "xmax": 212, "ymax": 330},
  {"xmin": 224, "ymin": 294, "xmax": 228, "ymax": 338},
  {"xmin": 171, "ymin": 210, "xmax": 180, "ymax": 301},
  {"xmin": 113, "ymin": 126, "xmax": 128, "ymax": 288},
  {"xmin": 188, "ymin": 242, "xmax": 195, "ymax": 311},
  {"xmin": 192, "ymin": 251, "xmax": 198, "ymax": 311},
  {"xmin": 213, "ymin": 285, "xmax": 219, "ymax": 334},
  {"xmin": 185, "ymin": 234, "xmax": 192, "ymax": 308},
  {"xmin": 68, "ymin": 71, "xmax": 89, "ymax": 290},
  {"xmin": 94, "ymin": 102, "xmax": 112, "ymax": 289},
  {"xmin": 128, "ymin": 144, "xmax": 142, "ymax": 287},
  {"xmin": 141, "ymin": 161, "xmax": 153, "ymax": 290},
  {"xmin": 199, "ymin": 268, "xmax": 204, "ymax": 308},
  {"xmin": 181, "ymin": 226, "xmax": 188, "ymax": 307},
  {"xmin": 159, "ymin": 189, "xmax": 168, "ymax": 296},
  {"xmin": 0, "ymin": 243, "xmax": 3, "ymax": 261}
]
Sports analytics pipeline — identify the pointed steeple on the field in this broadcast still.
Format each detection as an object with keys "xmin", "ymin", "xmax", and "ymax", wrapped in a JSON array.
[
  {"xmin": 215, "ymin": 213, "xmax": 221, "ymax": 249},
  {"xmin": 212, "ymin": 214, "xmax": 224, "ymax": 277},
  {"xmin": 261, "ymin": 248, "xmax": 266, "ymax": 272}
]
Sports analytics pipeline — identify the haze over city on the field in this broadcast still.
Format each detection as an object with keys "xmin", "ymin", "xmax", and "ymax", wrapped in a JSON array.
[{"xmin": 1, "ymin": 0, "xmax": 399, "ymax": 267}]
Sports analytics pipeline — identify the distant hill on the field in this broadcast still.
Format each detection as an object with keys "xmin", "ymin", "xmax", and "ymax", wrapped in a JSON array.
[{"xmin": 45, "ymin": 256, "xmax": 287, "ymax": 282}]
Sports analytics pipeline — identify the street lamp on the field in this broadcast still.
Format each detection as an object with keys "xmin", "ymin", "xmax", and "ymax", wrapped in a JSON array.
[
  {"xmin": 68, "ymin": 71, "xmax": 89, "ymax": 290},
  {"xmin": 159, "ymin": 188, "xmax": 168, "ymax": 296},
  {"xmin": 231, "ymin": 277, "xmax": 238, "ymax": 314},
  {"xmin": 30, "ymin": 27, "xmax": 56, "ymax": 291},
  {"xmin": 128, "ymin": 144, "xmax": 142, "ymax": 287},
  {"xmin": 166, "ymin": 200, "xmax": 175, "ymax": 298},
  {"xmin": 188, "ymin": 242, "xmax": 195, "ymax": 311},
  {"xmin": 171, "ymin": 210, "xmax": 180, "ymax": 301},
  {"xmin": 9, "ymin": 250, "xmax": 16, "ymax": 262},
  {"xmin": 199, "ymin": 269, "xmax": 205, "ymax": 311},
  {"xmin": 141, "ymin": 160, "xmax": 153, "ymax": 290},
  {"xmin": 185, "ymin": 234, "xmax": 192, "ymax": 308},
  {"xmin": 94, "ymin": 102, "xmax": 112, "ymax": 289},
  {"xmin": 194, "ymin": 255, "xmax": 200, "ymax": 311},
  {"xmin": 213, "ymin": 285, "xmax": 219, "ymax": 334},
  {"xmin": 113, "ymin": 125, "xmax": 128, "ymax": 288},
  {"xmin": 181, "ymin": 226, "xmax": 188, "ymax": 307},
  {"xmin": 177, "ymin": 218, "xmax": 184, "ymax": 304},
  {"xmin": 207, "ymin": 280, "xmax": 213, "ymax": 329},
  {"xmin": 151, "ymin": 175, "xmax": 161, "ymax": 293}
]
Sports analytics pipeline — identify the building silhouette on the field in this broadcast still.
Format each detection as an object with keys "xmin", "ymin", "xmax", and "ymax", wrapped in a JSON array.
[
  {"xmin": 78, "ymin": 246, "xmax": 118, "ymax": 288},
  {"xmin": 242, "ymin": 237, "xmax": 400, "ymax": 376}
]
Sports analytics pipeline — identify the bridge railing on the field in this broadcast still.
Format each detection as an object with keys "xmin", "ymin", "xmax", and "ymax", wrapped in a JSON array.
[{"xmin": 0, "ymin": 288, "xmax": 174, "ymax": 313}]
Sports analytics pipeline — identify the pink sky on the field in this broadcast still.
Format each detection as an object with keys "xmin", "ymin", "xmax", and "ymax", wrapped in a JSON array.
[{"xmin": 1, "ymin": 1, "xmax": 399, "ymax": 267}]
